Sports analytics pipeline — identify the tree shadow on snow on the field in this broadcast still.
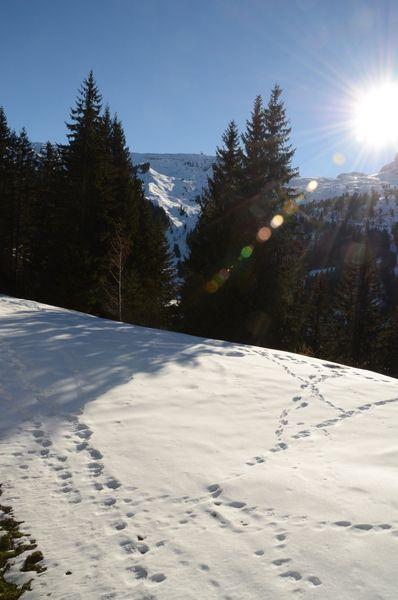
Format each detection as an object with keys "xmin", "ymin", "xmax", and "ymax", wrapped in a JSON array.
[{"xmin": 0, "ymin": 299, "xmax": 234, "ymax": 439}]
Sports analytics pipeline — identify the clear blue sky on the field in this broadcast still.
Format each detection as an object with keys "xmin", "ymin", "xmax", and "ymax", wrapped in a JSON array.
[{"xmin": 2, "ymin": 0, "xmax": 398, "ymax": 176}]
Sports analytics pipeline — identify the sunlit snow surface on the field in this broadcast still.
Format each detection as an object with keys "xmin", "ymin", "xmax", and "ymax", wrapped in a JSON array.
[{"xmin": 1, "ymin": 296, "xmax": 398, "ymax": 600}]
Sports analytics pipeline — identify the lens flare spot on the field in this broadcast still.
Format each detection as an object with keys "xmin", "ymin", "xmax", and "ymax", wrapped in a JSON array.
[
  {"xmin": 219, "ymin": 268, "xmax": 230, "ymax": 282},
  {"xmin": 333, "ymin": 152, "xmax": 345, "ymax": 166},
  {"xmin": 257, "ymin": 226, "xmax": 272, "ymax": 242},
  {"xmin": 270, "ymin": 214, "xmax": 284, "ymax": 229},
  {"xmin": 241, "ymin": 245, "xmax": 253, "ymax": 259},
  {"xmin": 296, "ymin": 193, "xmax": 305, "ymax": 204},
  {"xmin": 205, "ymin": 280, "xmax": 218, "ymax": 294},
  {"xmin": 283, "ymin": 200, "xmax": 298, "ymax": 215},
  {"xmin": 306, "ymin": 180, "xmax": 318, "ymax": 192}
]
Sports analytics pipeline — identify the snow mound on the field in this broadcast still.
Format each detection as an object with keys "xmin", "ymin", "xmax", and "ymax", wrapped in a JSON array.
[{"xmin": 1, "ymin": 296, "xmax": 397, "ymax": 600}]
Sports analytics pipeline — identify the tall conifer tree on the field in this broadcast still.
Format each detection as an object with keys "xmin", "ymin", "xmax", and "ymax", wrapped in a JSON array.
[
  {"xmin": 62, "ymin": 71, "xmax": 110, "ymax": 312},
  {"xmin": 30, "ymin": 142, "xmax": 65, "ymax": 301},
  {"xmin": 263, "ymin": 84, "xmax": 298, "ymax": 202},
  {"xmin": 330, "ymin": 248, "xmax": 384, "ymax": 368},
  {"xmin": 0, "ymin": 107, "xmax": 15, "ymax": 291},
  {"xmin": 180, "ymin": 120, "xmax": 244, "ymax": 337},
  {"xmin": 11, "ymin": 128, "xmax": 37, "ymax": 295}
]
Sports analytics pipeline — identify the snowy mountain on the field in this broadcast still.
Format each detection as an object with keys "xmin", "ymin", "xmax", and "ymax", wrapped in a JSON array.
[
  {"xmin": 33, "ymin": 144, "xmax": 398, "ymax": 263},
  {"xmin": 292, "ymin": 157, "xmax": 398, "ymax": 203},
  {"xmin": 132, "ymin": 153, "xmax": 213, "ymax": 262},
  {"xmin": 1, "ymin": 295, "xmax": 398, "ymax": 599},
  {"xmin": 131, "ymin": 153, "xmax": 398, "ymax": 262}
]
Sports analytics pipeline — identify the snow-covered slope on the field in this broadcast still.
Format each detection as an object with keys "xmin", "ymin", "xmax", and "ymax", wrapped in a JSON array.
[
  {"xmin": 292, "ymin": 171, "xmax": 382, "ymax": 202},
  {"xmin": 1, "ymin": 296, "xmax": 397, "ymax": 600},
  {"xmin": 295, "ymin": 155, "xmax": 398, "ymax": 201},
  {"xmin": 131, "ymin": 152, "xmax": 398, "ymax": 262},
  {"xmin": 132, "ymin": 153, "xmax": 213, "ymax": 261}
]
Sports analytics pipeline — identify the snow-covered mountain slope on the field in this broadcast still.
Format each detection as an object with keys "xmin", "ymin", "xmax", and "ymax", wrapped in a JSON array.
[
  {"xmin": 131, "ymin": 152, "xmax": 398, "ymax": 262},
  {"xmin": 33, "ymin": 144, "xmax": 398, "ymax": 262},
  {"xmin": 292, "ymin": 171, "xmax": 382, "ymax": 202},
  {"xmin": 132, "ymin": 153, "xmax": 213, "ymax": 262},
  {"xmin": 295, "ymin": 155, "xmax": 398, "ymax": 201},
  {"xmin": 1, "ymin": 295, "xmax": 398, "ymax": 600}
]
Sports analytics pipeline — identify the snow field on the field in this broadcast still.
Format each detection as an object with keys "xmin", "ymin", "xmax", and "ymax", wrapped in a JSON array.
[{"xmin": 0, "ymin": 295, "xmax": 397, "ymax": 599}]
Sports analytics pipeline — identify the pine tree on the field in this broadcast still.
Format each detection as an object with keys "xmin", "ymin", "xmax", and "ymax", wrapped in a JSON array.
[
  {"xmin": 240, "ymin": 86, "xmax": 297, "ymax": 219},
  {"xmin": 189, "ymin": 120, "xmax": 243, "ymax": 273},
  {"xmin": 30, "ymin": 142, "xmax": 65, "ymax": 301},
  {"xmin": 243, "ymin": 85, "xmax": 302, "ymax": 348},
  {"xmin": 135, "ymin": 199, "xmax": 175, "ymax": 328},
  {"xmin": 241, "ymin": 96, "xmax": 267, "ymax": 201},
  {"xmin": 101, "ymin": 113, "xmax": 136, "ymax": 320},
  {"xmin": 379, "ymin": 307, "xmax": 398, "ymax": 377},
  {"xmin": 180, "ymin": 120, "xmax": 244, "ymax": 338},
  {"xmin": 103, "ymin": 113, "xmax": 174, "ymax": 326},
  {"xmin": 62, "ymin": 71, "xmax": 110, "ymax": 312},
  {"xmin": 302, "ymin": 273, "xmax": 335, "ymax": 356},
  {"xmin": 0, "ymin": 107, "xmax": 15, "ymax": 291},
  {"xmin": 263, "ymin": 84, "xmax": 298, "ymax": 203},
  {"xmin": 11, "ymin": 128, "xmax": 37, "ymax": 295},
  {"xmin": 246, "ymin": 216, "xmax": 306, "ymax": 349},
  {"xmin": 330, "ymin": 248, "xmax": 384, "ymax": 369}
]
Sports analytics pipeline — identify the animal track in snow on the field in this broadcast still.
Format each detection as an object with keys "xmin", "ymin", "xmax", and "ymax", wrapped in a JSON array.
[
  {"xmin": 297, "ymin": 402, "xmax": 308, "ymax": 409},
  {"xmin": 270, "ymin": 442, "xmax": 288, "ymax": 453},
  {"xmin": 130, "ymin": 565, "xmax": 148, "ymax": 579},
  {"xmin": 129, "ymin": 564, "xmax": 166, "ymax": 584},
  {"xmin": 105, "ymin": 478, "xmax": 121, "ymax": 490},
  {"xmin": 119, "ymin": 539, "xmax": 136, "ymax": 554},
  {"xmin": 32, "ymin": 430, "xmax": 45, "ymax": 438},
  {"xmin": 352, "ymin": 523, "xmax": 373, "ymax": 531},
  {"xmin": 150, "ymin": 573, "xmax": 166, "ymax": 583},
  {"xmin": 87, "ymin": 461, "xmax": 104, "ymax": 477},
  {"xmin": 75, "ymin": 423, "xmax": 93, "ymax": 439},
  {"xmin": 112, "ymin": 520, "xmax": 127, "ymax": 531},
  {"xmin": 280, "ymin": 570, "xmax": 302, "ymax": 581},
  {"xmin": 292, "ymin": 430, "xmax": 311, "ymax": 439},
  {"xmin": 228, "ymin": 501, "xmax": 246, "ymax": 509},
  {"xmin": 246, "ymin": 455, "xmax": 266, "ymax": 466},
  {"xmin": 323, "ymin": 519, "xmax": 396, "ymax": 534},
  {"xmin": 272, "ymin": 558, "xmax": 291, "ymax": 566},
  {"xmin": 103, "ymin": 497, "xmax": 117, "ymax": 507},
  {"xmin": 307, "ymin": 575, "xmax": 322, "ymax": 586},
  {"xmin": 89, "ymin": 448, "xmax": 103, "ymax": 460},
  {"xmin": 207, "ymin": 484, "xmax": 222, "ymax": 498}
]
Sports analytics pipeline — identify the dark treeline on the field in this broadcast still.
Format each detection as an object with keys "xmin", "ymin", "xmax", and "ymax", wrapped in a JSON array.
[
  {"xmin": 0, "ymin": 75, "xmax": 397, "ymax": 377},
  {"xmin": 180, "ymin": 87, "xmax": 398, "ymax": 377},
  {"xmin": 0, "ymin": 72, "xmax": 173, "ymax": 327}
]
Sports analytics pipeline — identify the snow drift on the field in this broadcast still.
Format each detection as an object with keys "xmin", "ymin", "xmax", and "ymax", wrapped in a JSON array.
[{"xmin": 1, "ymin": 296, "xmax": 397, "ymax": 599}]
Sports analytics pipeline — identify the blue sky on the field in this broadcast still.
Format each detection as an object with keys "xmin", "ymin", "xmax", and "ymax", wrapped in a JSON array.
[{"xmin": 2, "ymin": 0, "xmax": 398, "ymax": 176}]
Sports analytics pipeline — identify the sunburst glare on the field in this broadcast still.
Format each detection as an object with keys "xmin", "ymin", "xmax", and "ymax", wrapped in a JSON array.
[{"xmin": 352, "ymin": 82, "xmax": 398, "ymax": 148}]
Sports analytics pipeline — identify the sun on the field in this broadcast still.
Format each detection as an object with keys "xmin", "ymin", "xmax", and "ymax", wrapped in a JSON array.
[{"xmin": 353, "ymin": 82, "xmax": 398, "ymax": 148}]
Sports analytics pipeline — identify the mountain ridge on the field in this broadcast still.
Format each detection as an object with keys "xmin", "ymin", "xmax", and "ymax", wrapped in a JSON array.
[
  {"xmin": 33, "ymin": 144, "xmax": 398, "ymax": 264},
  {"xmin": 131, "ymin": 151, "xmax": 398, "ymax": 262}
]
